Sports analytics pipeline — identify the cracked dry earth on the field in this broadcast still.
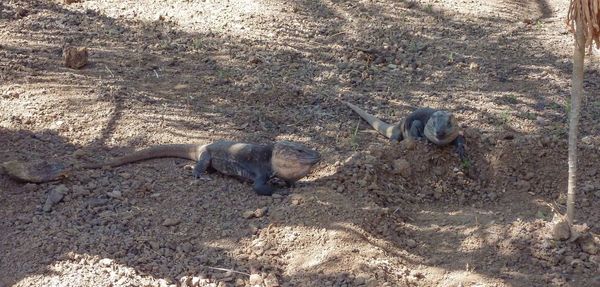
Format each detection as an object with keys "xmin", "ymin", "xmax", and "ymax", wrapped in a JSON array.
[{"xmin": 1, "ymin": 0, "xmax": 600, "ymax": 286}]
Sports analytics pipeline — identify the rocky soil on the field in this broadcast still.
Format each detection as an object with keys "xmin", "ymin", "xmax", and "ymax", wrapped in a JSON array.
[{"xmin": 1, "ymin": 0, "xmax": 599, "ymax": 286}]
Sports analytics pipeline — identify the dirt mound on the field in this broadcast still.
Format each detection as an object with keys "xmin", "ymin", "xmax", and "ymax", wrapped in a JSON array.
[{"xmin": 1, "ymin": 0, "xmax": 599, "ymax": 286}]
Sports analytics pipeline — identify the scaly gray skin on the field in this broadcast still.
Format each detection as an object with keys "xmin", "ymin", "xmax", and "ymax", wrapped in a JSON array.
[
  {"xmin": 1, "ymin": 160, "xmax": 67, "ymax": 183},
  {"xmin": 84, "ymin": 140, "xmax": 321, "ymax": 196},
  {"xmin": 343, "ymin": 101, "xmax": 466, "ymax": 159}
]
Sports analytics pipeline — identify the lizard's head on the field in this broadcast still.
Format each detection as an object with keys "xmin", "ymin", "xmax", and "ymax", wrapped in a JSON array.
[
  {"xmin": 271, "ymin": 141, "xmax": 321, "ymax": 182},
  {"xmin": 424, "ymin": 111, "xmax": 460, "ymax": 145},
  {"xmin": 2, "ymin": 160, "xmax": 68, "ymax": 183}
]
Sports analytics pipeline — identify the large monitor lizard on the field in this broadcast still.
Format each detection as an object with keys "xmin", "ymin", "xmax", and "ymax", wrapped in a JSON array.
[
  {"xmin": 343, "ymin": 101, "xmax": 466, "ymax": 160},
  {"xmin": 2, "ymin": 140, "xmax": 321, "ymax": 196}
]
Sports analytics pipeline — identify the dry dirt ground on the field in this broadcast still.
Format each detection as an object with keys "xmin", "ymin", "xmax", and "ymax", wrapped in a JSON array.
[{"xmin": 1, "ymin": 0, "xmax": 600, "ymax": 286}]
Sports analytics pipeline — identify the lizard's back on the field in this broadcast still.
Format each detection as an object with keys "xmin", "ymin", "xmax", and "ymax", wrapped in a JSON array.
[
  {"xmin": 402, "ymin": 108, "xmax": 438, "ymax": 136},
  {"xmin": 205, "ymin": 141, "xmax": 273, "ymax": 181}
]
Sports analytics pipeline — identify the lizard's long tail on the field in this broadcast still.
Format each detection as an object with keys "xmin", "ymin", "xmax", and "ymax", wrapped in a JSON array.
[
  {"xmin": 343, "ymin": 101, "xmax": 400, "ymax": 140},
  {"xmin": 83, "ymin": 144, "xmax": 206, "ymax": 169}
]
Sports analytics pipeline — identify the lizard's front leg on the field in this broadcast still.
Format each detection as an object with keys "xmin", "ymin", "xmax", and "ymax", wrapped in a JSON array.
[
  {"xmin": 453, "ymin": 133, "xmax": 467, "ymax": 161},
  {"xmin": 192, "ymin": 151, "xmax": 212, "ymax": 180},
  {"xmin": 283, "ymin": 180, "xmax": 297, "ymax": 188},
  {"xmin": 252, "ymin": 173, "xmax": 275, "ymax": 196},
  {"xmin": 408, "ymin": 120, "xmax": 425, "ymax": 139}
]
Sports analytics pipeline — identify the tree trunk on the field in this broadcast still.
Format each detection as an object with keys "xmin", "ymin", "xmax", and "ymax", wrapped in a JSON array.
[{"xmin": 567, "ymin": 16, "xmax": 585, "ymax": 225}]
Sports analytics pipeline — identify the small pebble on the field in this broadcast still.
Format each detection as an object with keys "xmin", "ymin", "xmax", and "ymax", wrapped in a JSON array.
[
  {"xmin": 406, "ymin": 239, "xmax": 417, "ymax": 248},
  {"xmin": 249, "ymin": 274, "xmax": 263, "ymax": 285},
  {"xmin": 15, "ymin": 7, "xmax": 28, "ymax": 18},
  {"xmin": 254, "ymin": 207, "xmax": 268, "ymax": 218},
  {"xmin": 99, "ymin": 258, "xmax": 113, "ymax": 266},
  {"xmin": 43, "ymin": 185, "xmax": 67, "ymax": 212},
  {"xmin": 162, "ymin": 218, "xmax": 181, "ymax": 227},
  {"xmin": 243, "ymin": 210, "xmax": 256, "ymax": 219},
  {"xmin": 577, "ymin": 233, "xmax": 598, "ymax": 255},
  {"xmin": 107, "ymin": 189, "xmax": 122, "ymax": 199},
  {"xmin": 63, "ymin": 46, "xmax": 88, "ymax": 69},
  {"xmin": 264, "ymin": 273, "xmax": 280, "ymax": 287},
  {"xmin": 551, "ymin": 220, "xmax": 570, "ymax": 241},
  {"xmin": 179, "ymin": 276, "xmax": 191, "ymax": 287},
  {"xmin": 73, "ymin": 149, "xmax": 86, "ymax": 158},
  {"xmin": 23, "ymin": 183, "xmax": 38, "ymax": 192},
  {"xmin": 392, "ymin": 159, "xmax": 411, "ymax": 178}
]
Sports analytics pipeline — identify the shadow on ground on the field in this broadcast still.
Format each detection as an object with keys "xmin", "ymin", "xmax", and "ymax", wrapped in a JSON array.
[{"xmin": 1, "ymin": 0, "xmax": 598, "ymax": 286}]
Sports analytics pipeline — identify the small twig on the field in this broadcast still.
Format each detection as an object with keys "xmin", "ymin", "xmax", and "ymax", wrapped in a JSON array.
[
  {"xmin": 153, "ymin": 69, "xmax": 160, "ymax": 78},
  {"xmin": 392, "ymin": 207, "xmax": 415, "ymax": 221},
  {"xmin": 329, "ymin": 31, "xmax": 347, "ymax": 37},
  {"xmin": 355, "ymin": 47, "xmax": 378, "ymax": 54},
  {"xmin": 353, "ymin": 118, "xmax": 361, "ymax": 135},
  {"xmin": 287, "ymin": 113, "xmax": 305, "ymax": 126},
  {"xmin": 104, "ymin": 65, "xmax": 114, "ymax": 78},
  {"xmin": 547, "ymin": 201, "xmax": 566, "ymax": 219},
  {"xmin": 199, "ymin": 265, "xmax": 250, "ymax": 276},
  {"xmin": 350, "ymin": 118, "xmax": 361, "ymax": 150}
]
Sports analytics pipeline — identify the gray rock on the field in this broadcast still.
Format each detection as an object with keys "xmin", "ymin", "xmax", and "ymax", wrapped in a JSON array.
[
  {"xmin": 87, "ymin": 197, "xmax": 109, "ymax": 207},
  {"xmin": 149, "ymin": 241, "xmax": 160, "ymax": 250},
  {"xmin": 190, "ymin": 277, "xmax": 201, "ymax": 287},
  {"xmin": 73, "ymin": 149, "xmax": 87, "ymax": 158},
  {"xmin": 63, "ymin": 46, "xmax": 88, "ymax": 69},
  {"xmin": 181, "ymin": 242, "xmax": 193, "ymax": 253},
  {"xmin": 551, "ymin": 220, "xmax": 570, "ymax": 241},
  {"xmin": 72, "ymin": 185, "xmax": 89, "ymax": 196},
  {"xmin": 569, "ymin": 258, "xmax": 584, "ymax": 267},
  {"xmin": 23, "ymin": 183, "xmax": 38, "ymax": 192},
  {"xmin": 162, "ymin": 218, "xmax": 181, "ymax": 227},
  {"xmin": 255, "ymin": 207, "xmax": 268, "ymax": 218},
  {"xmin": 43, "ymin": 185, "xmax": 67, "ymax": 212},
  {"xmin": 515, "ymin": 180, "xmax": 531, "ymax": 192},
  {"xmin": 107, "ymin": 189, "xmax": 122, "ymax": 199},
  {"xmin": 577, "ymin": 233, "xmax": 598, "ymax": 255},
  {"xmin": 42, "ymin": 202, "xmax": 53, "ymax": 213},
  {"xmin": 243, "ymin": 210, "xmax": 256, "ymax": 219},
  {"xmin": 535, "ymin": 116, "xmax": 548, "ymax": 126},
  {"xmin": 249, "ymin": 273, "xmax": 263, "ymax": 285},
  {"xmin": 406, "ymin": 239, "xmax": 417, "ymax": 249},
  {"xmin": 50, "ymin": 185, "xmax": 68, "ymax": 201},
  {"xmin": 392, "ymin": 159, "xmax": 411, "ymax": 178},
  {"xmin": 99, "ymin": 258, "xmax": 113, "ymax": 266},
  {"xmin": 264, "ymin": 273, "xmax": 280, "ymax": 287},
  {"xmin": 179, "ymin": 276, "xmax": 191, "ymax": 287}
]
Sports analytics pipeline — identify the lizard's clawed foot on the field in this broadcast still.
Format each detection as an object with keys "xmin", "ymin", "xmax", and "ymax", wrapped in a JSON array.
[
  {"xmin": 455, "ymin": 144, "xmax": 466, "ymax": 162},
  {"xmin": 192, "ymin": 170, "xmax": 211, "ymax": 181},
  {"xmin": 276, "ymin": 189, "xmax": 292, "ymax": 196}
]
